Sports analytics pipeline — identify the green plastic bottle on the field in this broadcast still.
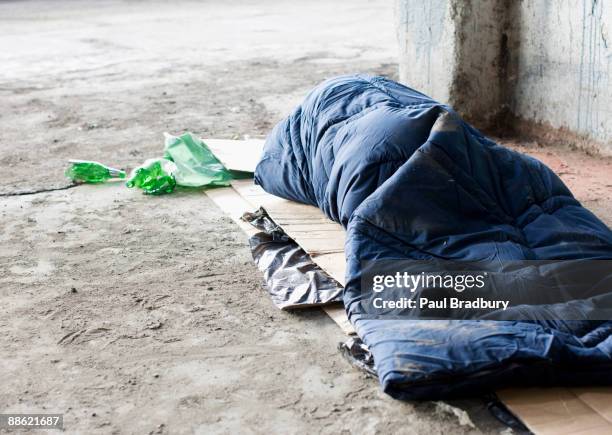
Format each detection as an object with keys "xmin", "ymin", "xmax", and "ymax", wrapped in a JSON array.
[
  {"xmin": 65, "ymin": 160, "xmax": 126, "ymax": 183},
  {"xmin": 126, "ymin": 158, "xmax": 177, "ymax": 195}
]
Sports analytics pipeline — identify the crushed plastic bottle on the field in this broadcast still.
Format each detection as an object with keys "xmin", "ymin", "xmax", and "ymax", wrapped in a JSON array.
[
  {"xmin": 123, "ymin": 132, "xmax": 240, "ymax": 195},
  {"xmin": 163, "ymin": 132, "xmax": 232, "ymax": 187},
  {"xmin": 126, "ymin": 158, "xmax": 177, "ymax": 195},
  {"xmin": 65, "ymin": 160, "xmax": 126, "ymax": 183}
]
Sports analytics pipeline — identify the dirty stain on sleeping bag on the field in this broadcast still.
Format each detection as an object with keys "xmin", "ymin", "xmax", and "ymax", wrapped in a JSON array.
[{"xmin": 254, "ymin": 75, "xmax": 612, "ymax": 399}]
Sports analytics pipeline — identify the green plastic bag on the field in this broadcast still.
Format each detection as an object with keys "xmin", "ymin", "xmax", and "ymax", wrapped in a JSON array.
[
  {"xmin": 163, "ymin": 132, "xmax": 232, "ymax": 187},
  {"xmin": 126, "ymin": 158, "xmax": 177, "ymax": 195}
]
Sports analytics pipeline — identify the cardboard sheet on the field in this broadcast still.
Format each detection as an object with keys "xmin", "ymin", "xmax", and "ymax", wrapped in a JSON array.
[
  {"xmin": 232, "ymin": 180, "xmax": 346, "ymax": 256},
  {"xmin": 204, "ymin": 138, "xmax": 264, "ymax": 173},
  {"xmin": 498, "ymin": 388, "xmax": 612, "ymax": 434}
]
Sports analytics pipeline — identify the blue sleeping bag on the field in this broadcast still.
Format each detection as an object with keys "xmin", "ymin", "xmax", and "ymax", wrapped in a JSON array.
[{"xmin": 254, "ymin": 75, "xmax": 612, "ymax": 399}]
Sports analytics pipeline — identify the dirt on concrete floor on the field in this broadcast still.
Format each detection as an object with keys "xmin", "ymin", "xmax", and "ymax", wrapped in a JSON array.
[{"xmin": 1, "ymin": 1, "xmax": 610, "ymax": 434}]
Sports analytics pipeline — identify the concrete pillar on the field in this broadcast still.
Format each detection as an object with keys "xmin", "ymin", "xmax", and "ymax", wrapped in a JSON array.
[
  {"xmin": 396, "ymin": 0, "xmax": 515, "ymax": 125},
  {"xmin": 395, "ymin": 0, "xmax": 611, "ymax": 153}
]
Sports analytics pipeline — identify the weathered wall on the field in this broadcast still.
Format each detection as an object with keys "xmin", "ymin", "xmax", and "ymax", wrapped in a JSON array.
[
  {"xmin": 395, "ymin": 0, "xmax": 457, "ymax": 105},
  {"xmin": 512, "ymin": 0, "xmax": 611, "ymax": 147},
  {"xmin": 396, "ymin": 0, "xmax": 611, "ymax": 153}
]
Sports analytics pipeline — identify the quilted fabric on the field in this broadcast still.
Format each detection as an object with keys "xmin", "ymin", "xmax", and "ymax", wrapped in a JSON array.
[{"xmin": 255, "ymin": 75, "xmax": 612, "ymax": 399}]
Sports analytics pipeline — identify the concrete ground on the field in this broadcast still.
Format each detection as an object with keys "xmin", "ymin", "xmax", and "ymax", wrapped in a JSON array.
[{"xmin": 1, "ymin": 1, "xmax": 610, "ymax": 434}]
